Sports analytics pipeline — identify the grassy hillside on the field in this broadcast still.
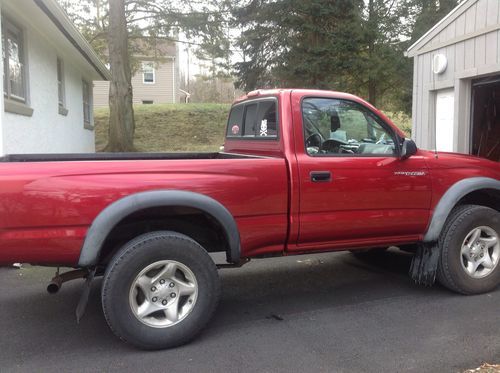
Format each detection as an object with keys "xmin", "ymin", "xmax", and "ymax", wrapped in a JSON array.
[
  {"xmin": 94, "ymin": 103, "xmax": 230, "ymax": 152},
  {"xmin": 94, "ymin": 103, "xmax": 411, "ymax": 152}
]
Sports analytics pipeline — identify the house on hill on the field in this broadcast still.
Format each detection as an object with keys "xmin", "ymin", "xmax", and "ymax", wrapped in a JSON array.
[
  {"xmin": 0, "ymin": 0, "xmax": 110, "ymax": 155},
  {"xmin": 407, "ymin": 0, "xmax": 500, "ymax": 162},
  {"xmin": 93, "ymin": 39, "xmax": 179, "ymax": 107}
]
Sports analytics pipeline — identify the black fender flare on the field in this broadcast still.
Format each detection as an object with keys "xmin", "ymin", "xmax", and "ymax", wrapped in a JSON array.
[
  {"xmin": 77, "ymin": 190, "xmax": 241, "ymax": 267},
  {"xmin": 423, "ymin": 177, "xmax": 500, "ymax": 242}
]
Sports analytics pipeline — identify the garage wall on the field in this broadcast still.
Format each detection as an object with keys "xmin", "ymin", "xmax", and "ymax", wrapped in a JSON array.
[{"xmin": 410, "ymin": 0, "xmax": 500, "ymax": 152}]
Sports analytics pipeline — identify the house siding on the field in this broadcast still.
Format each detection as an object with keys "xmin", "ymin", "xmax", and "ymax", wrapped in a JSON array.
[
  {"xmin": 410, "ymin": 0, "xmax": 500, "ymax": 152},
  {"xmin": 94, "ymin": 59, "xmax": 177, "ymax": 107},
  {"xmin": 0, "ymin": 2, "xmax": 102, "ymax": 155}
]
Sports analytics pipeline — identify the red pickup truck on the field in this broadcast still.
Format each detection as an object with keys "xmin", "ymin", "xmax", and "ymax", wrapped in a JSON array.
[{"xmin": 1, "ymin": 89, "xmax": 499, "ymax": 349}]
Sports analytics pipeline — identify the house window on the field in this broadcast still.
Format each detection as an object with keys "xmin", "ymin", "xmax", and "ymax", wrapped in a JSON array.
[
  {"xmin": 142, "ymin": 62, "xmax": 155, "ymax": 84},
  {"xmin": 57, "ymin": 58, "xmax": 67, "ymax": 114},
  {"xmin": 2, "ymin": 17, "xmax": 27, "ymax": 102},
  {"xmin": 82, "ymin": 80, "xmax": 91, "ymax": 127},
  {"xmin": 142, "ymin": 100, "xmax": 154, "ymax": 104}
]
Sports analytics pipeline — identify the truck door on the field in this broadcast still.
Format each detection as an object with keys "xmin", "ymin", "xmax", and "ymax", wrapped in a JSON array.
[{"xmin": 291, "ymin": 96, "xmax": 432, "ymax": 251}]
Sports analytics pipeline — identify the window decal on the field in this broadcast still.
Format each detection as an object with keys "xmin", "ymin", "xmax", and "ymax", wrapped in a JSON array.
[{"xmin": 260, "ymin": 119, "xmax": 268, "ymax": 136}]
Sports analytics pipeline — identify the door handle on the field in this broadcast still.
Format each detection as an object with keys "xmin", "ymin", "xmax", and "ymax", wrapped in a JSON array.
[{"xmin": 310, "ymin": 171, "xmax": 332, "ymax": 182}]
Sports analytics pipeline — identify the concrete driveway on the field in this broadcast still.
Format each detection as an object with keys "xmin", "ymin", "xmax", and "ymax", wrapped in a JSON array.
[{"xmin": 0, "ymin": 249, "xmax": 499, "ymax": 372}]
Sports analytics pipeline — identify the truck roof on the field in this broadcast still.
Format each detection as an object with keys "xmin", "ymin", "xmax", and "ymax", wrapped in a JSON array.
[{"xmin": 234, "ymin": 88, "xmax": 369, "ymax": 104}]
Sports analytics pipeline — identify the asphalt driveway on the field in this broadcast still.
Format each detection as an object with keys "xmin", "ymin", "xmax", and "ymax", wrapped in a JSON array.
[{"xmin": 0, "ymin": 249, "xmax": 499, "ymax": 372}]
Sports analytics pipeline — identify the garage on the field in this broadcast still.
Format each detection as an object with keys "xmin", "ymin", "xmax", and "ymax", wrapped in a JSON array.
[
  {"xmin": 406, "ymin": 0, "xmax": 500, "ymax": 159},
  {"xmin": 471, "ymin": 76, "xmax": 500, "ymax": 161}
]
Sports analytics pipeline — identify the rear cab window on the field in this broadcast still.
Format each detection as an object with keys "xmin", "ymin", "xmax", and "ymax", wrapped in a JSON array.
[{"xmin": 226, "ymin": 99, "xmax": 278, "ymax": 140}]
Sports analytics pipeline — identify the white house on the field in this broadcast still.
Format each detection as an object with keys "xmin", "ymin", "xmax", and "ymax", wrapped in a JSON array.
[
  {"xmin": 406, "ymin": 0, "xmax": 500, "ymax": 162},
  {"xmin": 0, "ymin": 0, "xmax": 110, "ymax": 155}
]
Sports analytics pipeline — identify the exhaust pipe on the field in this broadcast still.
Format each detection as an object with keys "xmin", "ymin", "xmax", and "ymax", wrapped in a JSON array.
[
  {"xmin": 47, "ymin": 269, "xmax": 88, "ymax": 294},
  {"xmin": 47, "ymin": 276, "xmax": 63, "ymax": 294}
]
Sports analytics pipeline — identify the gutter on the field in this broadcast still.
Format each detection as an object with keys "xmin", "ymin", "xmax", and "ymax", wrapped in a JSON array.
[{"xmin": 34, "ymin": 0, "xmax": 111, "ymax": 80}]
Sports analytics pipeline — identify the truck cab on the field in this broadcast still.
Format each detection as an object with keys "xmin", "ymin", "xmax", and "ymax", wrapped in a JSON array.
[{"xmin": 225, "ymin": 89, "xmax": 433, "ymax": 253}]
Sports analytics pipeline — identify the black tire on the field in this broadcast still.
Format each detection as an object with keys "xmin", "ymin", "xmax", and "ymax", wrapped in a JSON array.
[
  {"xmin": 101, "ymin": 231, "xmax": 221, "ymax": 350},
  {"xmin": 437, "ymin": 205, "xmax": 500, "ymax": 295}
]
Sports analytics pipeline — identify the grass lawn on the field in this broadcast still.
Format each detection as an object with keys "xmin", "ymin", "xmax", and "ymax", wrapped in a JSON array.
[
  {"xmin": 94, "ymin": 103, "xmax": 411, "ymax": 152},
  {"xmin": 94, "ymin": 103, "xmax": 230, "ymax": 152}
]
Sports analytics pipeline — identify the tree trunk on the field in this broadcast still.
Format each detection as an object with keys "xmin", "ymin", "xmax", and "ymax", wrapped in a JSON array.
[
  {"xmin": 105, "ymin": 0, "xmax": 135, "ymax": 152},
  {"xmin": 368, "ymin": 79, "xmax": 377, "ymax": 106},
  {"xmin": 366, "ymin": 0, "xmax": 377, "ymax": 106}
]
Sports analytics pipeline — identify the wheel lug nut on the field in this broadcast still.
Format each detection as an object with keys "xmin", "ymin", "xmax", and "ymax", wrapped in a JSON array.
[
  {"xmin": 159, "ymin": 279, "xmax": 165, "ymax": 284},
  {"xmin": 151, "ymin": 286, "xmax": 157, "ymax": 292},
  {"xmin": 170, "ymin": 292, "xmax": 176, "ymax": 298},
  {"xmin": 480, "ymin": 253, "xmax": 484, "ymax": 257},
  {"xmin": 152, "ymin": 297, "xmax": 158, "ymax": 302},
  {"xmin": 162, "ymin": 300, "xmax": 168, "ymax": 306},
  {"xmin": 169, "ymin": 282, "xmax": 175, "ymax": 288}
]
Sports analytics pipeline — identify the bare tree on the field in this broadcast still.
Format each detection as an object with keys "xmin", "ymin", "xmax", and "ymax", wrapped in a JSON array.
[{"xmin": 105, "ymin": 0, "xmax": 135, "ymax": 151}]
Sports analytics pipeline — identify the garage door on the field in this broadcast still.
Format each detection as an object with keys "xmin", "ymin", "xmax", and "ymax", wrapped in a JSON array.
[{"xmin": 435, "ymin": 89, "xmax": 455, "ymax": 152}]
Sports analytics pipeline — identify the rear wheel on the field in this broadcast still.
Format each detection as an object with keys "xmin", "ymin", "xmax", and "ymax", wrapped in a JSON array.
[
  {"xmin": 437, "ymin": 205, "xmax": 500, "ymax": 294},
  {"xmin": 102, "ymin": 231, "xmax": 220, "ymax": 350}
]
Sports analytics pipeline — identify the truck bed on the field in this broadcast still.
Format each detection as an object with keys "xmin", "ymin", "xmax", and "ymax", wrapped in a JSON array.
[
  {"xmin": 0, "ymin": 152, "xmax": 256, "ymax": 162},
  {"xmin": 0, "ymin": 151, "xmax": 288, "ymax": 265}
]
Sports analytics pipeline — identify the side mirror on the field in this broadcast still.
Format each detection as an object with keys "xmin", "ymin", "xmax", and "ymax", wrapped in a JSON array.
[{"xmin": 400, "ymin": 138, "xmax": 417, "ymax": 160}]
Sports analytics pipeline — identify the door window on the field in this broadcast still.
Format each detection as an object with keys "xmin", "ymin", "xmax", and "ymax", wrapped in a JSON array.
[{"xmin": 302, "ymin": 98, "xmax": 396, "ymax": 156}]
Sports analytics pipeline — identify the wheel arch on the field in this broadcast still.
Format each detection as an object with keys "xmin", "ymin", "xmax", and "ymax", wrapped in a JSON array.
[
  {"xmin": 78, "ymin": 190, "xmax": 241, "ymax": 267},
  {"xmin": 424, "ymin": 177, "xmax": 500, "ymax": 242}
]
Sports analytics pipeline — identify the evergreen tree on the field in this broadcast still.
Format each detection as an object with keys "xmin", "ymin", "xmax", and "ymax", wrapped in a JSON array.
[
  {"xmin": 233, "ymin": 0, "xmax": 363, "ymax": 91},
  {"xmin": 411, "ymin": 0, "xmax": 459, "ymax": 42},
  {"xmin": 232, "ymin": 0, "xmax": 460, "ymax": 112},
  {"xmin": 357, "ymin": 0, "xmax": 413, "ymax": 106}
]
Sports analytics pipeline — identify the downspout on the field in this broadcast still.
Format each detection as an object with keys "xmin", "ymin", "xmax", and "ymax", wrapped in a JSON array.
[
  {"xmin": 179, "ymin": 89, "xmax": 191, "ymax": 104},
  {"xmin": 172, "ymin": 57, "xmax": 176, "ymax": 103}
]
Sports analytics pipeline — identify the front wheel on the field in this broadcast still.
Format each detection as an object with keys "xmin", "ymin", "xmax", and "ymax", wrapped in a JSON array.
[
  {"xmin": 101, "ymin": 231, "xmax": 220, "ymax": 350},
  {"xmin": 437, "ymin": 205, "xmax": 500, "ymax": 294}
]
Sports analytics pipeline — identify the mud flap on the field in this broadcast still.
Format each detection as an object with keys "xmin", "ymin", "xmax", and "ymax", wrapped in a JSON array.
[
  {"xmin": 76, "ymin": 267, "xmax": 96, "ymax": 323},
  {"xmin": 409, "ymin": 243, "xmax": 440, "ymax": 286}
]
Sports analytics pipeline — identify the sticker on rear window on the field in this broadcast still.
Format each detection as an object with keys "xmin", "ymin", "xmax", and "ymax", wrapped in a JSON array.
[
  {"xmin": 231, "ymin": 125, "xmax": 240, "ymax": 135},
  {"xmin": 260, "ymin": 119, "xmax": 268, "ymax": 136}
]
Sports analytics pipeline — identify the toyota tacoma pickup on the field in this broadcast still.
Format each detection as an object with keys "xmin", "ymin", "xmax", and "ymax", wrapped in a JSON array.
[{"xmin": 1, "ymin": 89, "xmax": 499, "ymax": 350}]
